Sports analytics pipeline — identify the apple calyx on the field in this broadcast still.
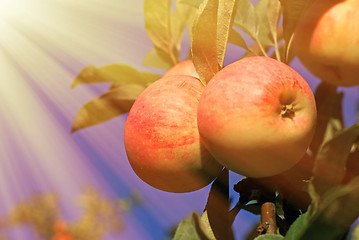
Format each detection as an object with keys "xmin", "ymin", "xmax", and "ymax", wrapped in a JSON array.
[{"xmin": 281, "ymin": 104, "xmax": 295, "ymax": 119}]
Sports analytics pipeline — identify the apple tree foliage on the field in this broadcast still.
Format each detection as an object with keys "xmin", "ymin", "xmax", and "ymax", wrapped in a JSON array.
[{"xmin": 71, "ymin": 0, "xmax": 359, "ymax": 239}]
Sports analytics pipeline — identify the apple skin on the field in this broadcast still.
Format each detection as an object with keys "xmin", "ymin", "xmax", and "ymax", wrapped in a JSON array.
[
  {"xmin": 293, "ymin": 0, "xmax": 359, "ymax": 86},
  {"xmin": 124, "ymin": 74, "xmax": 222, "ymax": 193},
  {"xmin": 197, "ymin": 56, "xmax": 317, "ymax": 178},
  {"xmin": 163, "ymin": 59, "xmax": 199, "ymax": 78}
]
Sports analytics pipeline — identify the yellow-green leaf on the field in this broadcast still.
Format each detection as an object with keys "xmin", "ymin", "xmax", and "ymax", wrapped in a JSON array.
[
  {"xmin": 352, "ymin": 223, "xmax": 359, "ymax": 240},
  {"xmin": 71, "ymin": 64, "xmax": 160, "ymax": 89},
  {"xmin": 233, "ymin": 0, "xmax": 258, "ymax": 39},
  {"xmin": 171, "ymin": 1, "xmax": 196, "ymax": 52},
  {"xmin": 217, "ymin": 0, "xmax": 238, "ymax": 68},
  {"xmin": 142, "ymin": 48, "xmax": 173, "ymax": 70},
  {"xmin": 233, "ymin": 0, "xmax": 269, "ymax": 56},
  {"xmin": 255, "ymin": 0, "xmax": 274, "ymax": 46},
  {"xmin": 279, "ymin": 0, "xmax": 315, "ymax": 62},
  {"xmin": 311, "ymin": 122, "xmax": 359, "ymax": 200},
  {"xmin": 191, "ymin": 0, "xmax": 219, "ymax": 84},
  {"xmin": 144, "ymin": 0, "xmax": 179, "ymax": 66},
  {"xmin": 267, "ymin": 0, "xmax": 281, "ymax": 41},
  {"xmin": 228, "ymin": 28, "xmax": 252, "ymax": 52},
  {"xmin": 71, "ymin": 84, "xmax": 146, "ymax": 132},
  {"xmin": 178, "ymin": 0, "xmax": 203, "ymax": 8},
  {"xmin": 200, "ymin": 211, "xmax": 216, "ymax": 240},
  {"xmin": 267, "ymin": 0, "xmax": 282, "ymax": 60}
]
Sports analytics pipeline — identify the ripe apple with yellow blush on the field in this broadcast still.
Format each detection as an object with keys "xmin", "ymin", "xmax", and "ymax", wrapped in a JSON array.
[{"xmin": 197, "ymin": 56, "xmax": 317, "ymax": 178}]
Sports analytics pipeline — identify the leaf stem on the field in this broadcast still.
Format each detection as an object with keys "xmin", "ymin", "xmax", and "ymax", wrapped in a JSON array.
[
  {"xmin": 273, "ymin": 37, "xmax": 281, "ymax": 62},
  {"xmin": 255, "ymin": 37, "xmax": 268, "ymax": 58},
  {"xmin": 169, "ymin": 48, "xmax": 179, "ymax": 66}
]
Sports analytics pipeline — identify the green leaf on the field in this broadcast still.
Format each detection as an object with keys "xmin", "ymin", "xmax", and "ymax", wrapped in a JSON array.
[
  {"xmin": 173, "ymin": 214, "xmax": 201, "ymax": 240},
  {"xmin": 216, "ymin": 0, "xmax": 238, "ymax": 68},
  {"xmin": 287, "ymin": 154, "xmax": 359, "ymax": 240},
  {"xmin": 318, "ymin": 177, "xmax": 359, "ymax": 228},
  {"xmin": 144, "ymin": 0, "xmax": 179, "ymax": 66},
  {"xmin": 142, "ymin": 48, "xmax": 173, "ymax": 70},
  {"xmin": 285, "ymin": 213, "xmax": 308, "ymax": 240},
  {"xmin": 71, "ymin": 84, "xmax": 146, "ymax": 132},
  {"xmin": 254, "ymin": 234, "xmax": 284, "ymax": 240},
  {"xmin": 191, "ymin": 0, "xmax": 220, "ymax": 84},
  {"xmin": 299, "ymin": 177, "xmax": 359, "ymax": 240},
  {"xmin": 173, "ymin": 212, "xmax": 212, "ymax": 240},
  {"xmin": 71, "ymin": 64, "xmax": 160, "ymax": 88},
  {"xmin": 311, "ymin": 123, "xmax": 359, "ymax": 200},
  {"xmin": 279, "ymin": 0, "xmax": 315, "ymax": 62}
]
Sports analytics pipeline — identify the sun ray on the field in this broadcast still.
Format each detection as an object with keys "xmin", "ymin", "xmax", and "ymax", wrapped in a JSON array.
[{"xmin": 0, "ymin": 0, "xmax": 264, "ymax": 239}]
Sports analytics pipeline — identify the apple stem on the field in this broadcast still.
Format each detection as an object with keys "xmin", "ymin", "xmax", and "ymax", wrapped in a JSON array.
[{"xmin": 259, "ymin": 202, "xmax": 277, "ymax": 234}]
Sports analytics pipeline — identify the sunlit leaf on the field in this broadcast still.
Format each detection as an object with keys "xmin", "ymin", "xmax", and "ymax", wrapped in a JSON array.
[
  {"xmin": 233, "ymin": 0, "xmax": 269, "ymax": 56},
  {"xmin": 279, "ymin": 0, "xmax": 315, "ymax": 62},
  {"xmin": 254, "ymin": 234, "xmax": 284, "ymax": 240},
  {"xmin": 228, "ymin": 28, "xmax": 252, "ymax": 52},
  {"xmin": 172, "ymin": 212, "xmax": 202, "ymax": 240},
  {"xmin": 71, "ymin": 64, "xmax": 160, "ymax": 88},
  {"xmin": 233, "ymin": 0, "xmax": 258, "ymax": 39},
  {"xmin": 200, "ymin": 211, "xmax": 216, "ymax": 240},
  {"xmin": 266, "ymin": 0, "xmax": 281, "ymax": 42},
  {"xmin": 171, "ymin": 1, "xmax": 195, "ymax": 52},
  {"xmin": 144, "ymin": 0, "xmax": 179, "ymax": 66},
  {"xmin": 255, "ymin": 0, "xmax": 274, "ymax": 46},
  {"xmin": 266, "ymin": 0, "xmax": 282, "ymax": 60},
  {"xmin": 191, "ymin": 0, "xmax": 220, "ymax": 84},
  {"xmin": 311, "ymin": 123, "xmax": 359, "ymax": 201},
  {"xmin": 71, "ymin": 84, "xmax": 146, "ymax": 132},
  {"xmin": 322, "ymin": 118, "xmax": 343, "ymax": 144},
  {"xmin": 142, "ymin": 48, "xmax": 173, "ymax": 70},
  {"xmin": 352, "ymin": 224, "xmax": 359, "ymax": 240},
  {"xmin": 217, "ymin": 0, "xmax": 238, "ymax": 68},
  {"xmin": 178, "ymin": 0, "xmax": 203, "ymax": 8}
]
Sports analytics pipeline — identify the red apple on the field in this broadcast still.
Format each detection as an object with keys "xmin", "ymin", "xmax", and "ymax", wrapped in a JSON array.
[
  {"xmin": 293, "ymin": 0, "xmax": 359, "ymax": 86},
  {"xmin": 197, "ymin": 56, "xmax": 317, "ymax": 178},
  {"xmin": 163, "ymin": 59, "xmax": 199, "ymax": 78},
  {"xmin": 124, "ymin": 74, "xmax": 222, "ymax": 193}
]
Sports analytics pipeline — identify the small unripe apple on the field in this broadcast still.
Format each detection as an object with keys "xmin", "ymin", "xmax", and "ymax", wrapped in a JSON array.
[
  {"xmin": 163, "ymin": 59, "xmax": 199, "ymax": 78},
  {"xmin": 293, "ymin": 0, "xmax": 359, "ymax": 86},
  {"xmin": 124, "ymin": 74, "xmax": 222, "ymax": 193},
  {"xmin": 197, "ymin": 56, "xmax": 317, "ymax": 178}
]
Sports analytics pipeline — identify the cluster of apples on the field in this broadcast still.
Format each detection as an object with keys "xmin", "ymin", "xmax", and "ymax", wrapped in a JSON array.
[{"xmin": 124, "ymin": 56, "xmax": 317, "ymax": 193}]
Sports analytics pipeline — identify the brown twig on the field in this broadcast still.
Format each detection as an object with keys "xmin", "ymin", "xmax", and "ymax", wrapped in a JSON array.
[{"xmin": 259, "ymin": 202, "xmax": 277, "ymax": 234}]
